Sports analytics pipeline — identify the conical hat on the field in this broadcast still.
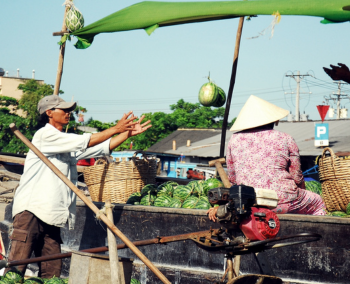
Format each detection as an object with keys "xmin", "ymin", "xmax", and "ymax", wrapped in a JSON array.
[{"xmin": 230, "ymin": 95, "xmax": 289, "ymax": 131}]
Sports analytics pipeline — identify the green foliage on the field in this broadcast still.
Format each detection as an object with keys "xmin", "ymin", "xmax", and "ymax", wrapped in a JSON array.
[
  {"xmin": 113, "ymin": 99, "xmax": 226, "ymax": 151},
  {"xmin": 0, "ymin": 80, "xmax": 71, "ymax": 154},
  {"xmin": 169, "ymin": 99, "xmax": 225, "ymax": 128}
]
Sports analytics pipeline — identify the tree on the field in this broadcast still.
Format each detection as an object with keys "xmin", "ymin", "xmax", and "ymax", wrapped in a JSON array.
[
  {"xmin": 112, "ymin": 99, "xmax": 226, "ymax": 151},
  {"xmin": 0, "ymin": 80, "xmax": 67, "ymax": 153},
  {"xmin": 169, "ymin": 99, "xmax": 225, "ymax": 129}
]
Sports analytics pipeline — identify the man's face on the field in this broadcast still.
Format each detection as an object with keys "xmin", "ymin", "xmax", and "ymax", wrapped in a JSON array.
[{"xmin": 47, "ymin": 108, "xmax": 71, "ymax": 125}]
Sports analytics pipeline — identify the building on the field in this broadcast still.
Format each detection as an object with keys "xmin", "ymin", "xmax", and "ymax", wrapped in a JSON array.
[
  {"xmin": 147, "ymin": 120, "xmax": 350, "ymax": 180},
  {"xmin": 0, "ymin": 68, "xmax": 44, "ymax": 116}
]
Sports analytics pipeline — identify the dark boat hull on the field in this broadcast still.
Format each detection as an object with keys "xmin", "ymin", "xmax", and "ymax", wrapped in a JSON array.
[{"xmin": 1, "ymin": 202, "xmax": 349, "ymax": 283}]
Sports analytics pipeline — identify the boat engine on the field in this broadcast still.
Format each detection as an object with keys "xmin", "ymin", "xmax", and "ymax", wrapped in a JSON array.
[{"xmin": 208, "ymin": 185, "xmax": 280, "ymax": 241}]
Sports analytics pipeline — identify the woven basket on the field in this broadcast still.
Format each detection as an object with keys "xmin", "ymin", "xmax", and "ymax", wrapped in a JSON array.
[
  {"xmin": 83, "ymin": 151, "xmax": 157, "ymax": 204},
  {"xmin": 318, "ymin": 147, "xmax": 350, "ymax": 212}
]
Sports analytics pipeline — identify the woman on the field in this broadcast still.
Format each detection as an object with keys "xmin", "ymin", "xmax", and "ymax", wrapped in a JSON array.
[{"xmin": 208, "ymin": 95, "xmax": 325, "ymax": 221}]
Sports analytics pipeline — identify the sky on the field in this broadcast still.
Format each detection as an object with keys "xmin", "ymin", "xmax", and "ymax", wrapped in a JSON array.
[{"xmin": 1, "ymin": 0, "xmax": 350, "ymax": 123}]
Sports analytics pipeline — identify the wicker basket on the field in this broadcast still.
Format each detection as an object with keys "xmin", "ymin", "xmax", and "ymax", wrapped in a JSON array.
[
  {"xmin": 83, "ymin": 151, "xmax": 157, "ymax": 204},
  {"xmin": 318, "ymin": 147, "xmax": 350, "ymax": 212}
]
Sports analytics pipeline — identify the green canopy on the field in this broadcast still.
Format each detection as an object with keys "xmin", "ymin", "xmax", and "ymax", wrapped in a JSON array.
[{"xmin": 67, "ymin": 0, "xmax": 350, "ymax": 49}]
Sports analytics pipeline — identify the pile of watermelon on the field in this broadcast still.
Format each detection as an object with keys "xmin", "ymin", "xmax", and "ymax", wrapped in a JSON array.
[
  {"xmin": 0, "ymin": 271, "xmax": 68, "ymax": 283},
  {"xmin": 126, "ymin": 178, "xmax": 224, "ymax": 210},
  {"xmin": 305, "ymin": 180, "xmax": 350, "ymax": 217}
]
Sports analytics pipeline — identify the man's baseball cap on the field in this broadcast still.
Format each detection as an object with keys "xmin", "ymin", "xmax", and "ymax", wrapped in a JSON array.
[{"xmin": 38, "ymin": 95, "xmax": 76, "ymax": 115}]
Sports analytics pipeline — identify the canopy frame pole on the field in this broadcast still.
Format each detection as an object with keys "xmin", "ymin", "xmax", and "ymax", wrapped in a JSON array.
[
  {"xmin": 220, "ymin": 17, "xmax": 245, "ymax": 157},
  {"xmin": 53, "ymin": 5, "xmax": 69, "ymax": 95}
]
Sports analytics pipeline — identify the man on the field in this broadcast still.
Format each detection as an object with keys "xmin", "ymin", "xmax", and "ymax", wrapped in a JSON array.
[
  {"xmin": 7, "ymin": 95, "xmax": 151, "ymax": 277},
  {"xmin": 208, "ymin": 95, "xmax": 325, "ymax": 221}
]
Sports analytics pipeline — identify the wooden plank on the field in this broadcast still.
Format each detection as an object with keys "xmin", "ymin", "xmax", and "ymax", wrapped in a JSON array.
[
  {"xmin": 0, "ymin": 155, "xmax": 86, "ymax": 173},
  {"xmin": 0, "ymin": 155, "xmax": 25, "ymax": 164}
]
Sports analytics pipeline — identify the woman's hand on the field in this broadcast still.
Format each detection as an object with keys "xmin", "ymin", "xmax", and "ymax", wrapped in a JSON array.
[
  {"xmin": 114, "ymin": 111, "xmax": 138, "ymax": 134},
  {"xmin": 128, "ymin": 115, "xmax": 152, "ymax": 137},
  {"xmin": 206, "ymin": 206, "xmax": 219, "ymax": 222}
]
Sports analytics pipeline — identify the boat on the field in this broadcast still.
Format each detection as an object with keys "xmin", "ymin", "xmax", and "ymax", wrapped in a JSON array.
[{"xmin": 0, "ymin": 155, "xmax": 349, "ymax": 284}]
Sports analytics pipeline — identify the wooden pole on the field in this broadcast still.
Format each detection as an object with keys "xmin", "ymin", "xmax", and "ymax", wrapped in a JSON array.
[
  {"xmin": 105, "ymin": 200, "xmax": 122, "ymax": 284},
  {"xmin": 220, "ymin": 17, "xmax": 245, "ymax": 157},
  {"xmin": 9, "ymin": 123, "xmax": 171, "ymax": 284},
  {"xmin": 53, "ymin": 5, "xmax": 69, "ymax": 95}
]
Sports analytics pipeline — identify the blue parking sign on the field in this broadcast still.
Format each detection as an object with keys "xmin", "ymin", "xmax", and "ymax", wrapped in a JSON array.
[{"xmin": 315, "ymin": 123, "xmax": 329, "ymax": 147}]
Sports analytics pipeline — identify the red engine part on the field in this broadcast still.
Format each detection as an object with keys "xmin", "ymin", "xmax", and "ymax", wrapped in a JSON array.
[
  {"xmin": 239, "ymin": 207, "xmax": 280, "ymax": 241},
  {"xmin": 77, "ymin": 158, "xmax": 95, "ymax": 166},
  {"xmin": 186, "ymin": 169, "xmax": 205, "ymax": 180}
]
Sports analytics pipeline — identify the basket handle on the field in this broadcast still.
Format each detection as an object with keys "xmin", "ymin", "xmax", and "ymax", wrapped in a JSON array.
[
  {"xmin": 132, "ymin": 150, "xmax": 149, "ymax": 162},
  {"xmin": 95, "ymin": 158, "xmax": 108, "ymax": 165},
  {"xmin": 321, "ymin": 147, "xmax": 337, "ymax": 166}
]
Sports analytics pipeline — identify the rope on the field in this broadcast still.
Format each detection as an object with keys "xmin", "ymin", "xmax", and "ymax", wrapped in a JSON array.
[
  {"xmin": 95, "ymin": 203, "xmax": 115, "ymax": 220},
  {"xmin": 247, "ymin": 12, "xmax": 281, "ymax": 40},
  {"xmin": 62, "ymin": 0, "xmax": 83, "ymax": 14}
]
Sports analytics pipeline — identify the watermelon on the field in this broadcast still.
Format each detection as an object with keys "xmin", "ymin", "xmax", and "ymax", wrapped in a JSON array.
[
  {"xmin": 154, "ymin": 196, "xmax": 173, "ymax": 207},
  {"xmin": 347, "ymin": 203, "xmax": 350, "ymax": 215},
  {"xmin": 188, "ymin": 180, "xmax": 205, "ymax": 197},
  {"xmin": 195, "ymin": 200, "xmax": 211, "ymax": 210},
  {"xmin": 45, "ymin": 277, "xmax": 65, "ymax": 284},
  {"xmin": 169, "ymin": 197, "xmax": 182, "ymax": 208},
  {"xmin": 204, "ymin": 178, "xmax": 224, "ymax": 195},
  {"xmin": 182, "ymin": 196, "xmax": 199, "ymax": 209},
  {"xmin": 212, "ymin": 87, "xmax": 226, "ymax": 107},
  {"xmin": 157, "ymin": 181, "xmax": 177, "ymax": 197},
  {"xmin": 198, "ymin": 82, "xmax": 218, "ymax": 107},
  {"xmin": 24, "ymin": 278, "xmax": 44, "ymax": 284},
  {"xmin": 305, "ymin": 181, "xmax": 322, "ymax": 195},
  {"xmin": 330, "ymin": 211, "xmax": 348, "ymax": 217},
  {"xmin": 65, "ymin": 7, "xmax": 84, "ymax": 32},
  {"xmin": 173, "ymin": 185, "xmax": 192, "ymax": 202},
  {"xmin": 140, "ymin": 184, "xmax": 157, "ymax": 196},
  {"xmin": 140, "ymin": 193, "xmax": 156, "ymax": 206},
  {"xmin": 126, "ymin": 192, "xmax": 141, "ymax": 204},
  {"xmin": 4, "ymin": 270, "xmax": 23, "ymax": 283},
  {"xmin": 130, "ymin": 279, "xmax": 141, "ymax": 284}
]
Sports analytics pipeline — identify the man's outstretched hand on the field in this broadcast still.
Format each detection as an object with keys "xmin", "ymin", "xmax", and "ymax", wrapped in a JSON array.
[
  {"xmin": 129, "ymin": 115, "xmax": 152, "ymax": 137},
  {"xmin": 323, "ymin": 63, "xmax": 350, "ymax": 84}
]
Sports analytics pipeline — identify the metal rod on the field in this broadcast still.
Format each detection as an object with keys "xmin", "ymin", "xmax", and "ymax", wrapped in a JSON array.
[
  {"xmin": 7, "ymin": 229, "xmax": 217, "ymax": 268},
  {"xmin": 220, "ymin": 17, "xmax": 245, "ymax": 157},
  {"xmin": 9, "ymin": 123, "xmax": 171, "ymax": 284}
]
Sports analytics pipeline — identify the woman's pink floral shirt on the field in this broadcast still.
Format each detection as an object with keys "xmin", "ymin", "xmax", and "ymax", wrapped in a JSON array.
[{"xmin": 226, "ymin": 128, "xmax": 305, "ymax": 205}]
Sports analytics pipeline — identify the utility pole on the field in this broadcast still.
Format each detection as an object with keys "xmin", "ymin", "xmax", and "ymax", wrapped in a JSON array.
[
  {"xmin": 285, "ymin": 71, "xmax": 311, "ymax": 121},
  {"xmin": 324, "ymin": 82, "xmax": 350, "ymax": 119}
]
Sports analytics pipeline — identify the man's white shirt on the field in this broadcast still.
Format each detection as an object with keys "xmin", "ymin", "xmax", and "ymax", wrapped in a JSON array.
[{"xmin": 12, "ymin": 124, "xmax": 111, "ymax": 230}]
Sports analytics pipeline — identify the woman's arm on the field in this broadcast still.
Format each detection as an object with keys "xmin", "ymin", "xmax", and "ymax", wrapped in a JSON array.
[{"xmin": 288, "ymin": 137, "xmax": 305, "ymax": 189}]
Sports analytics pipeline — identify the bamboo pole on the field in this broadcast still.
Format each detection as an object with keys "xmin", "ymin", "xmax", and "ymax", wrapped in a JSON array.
[
  {"xmin": 53, "ymin": 5, "xmax": 69, "ymax": 95},
  {"xmin": 9, "ymin": 123, "xmax": 171, "ymax": 284},
  {"xmin": 220, "ymin": 17, "xmax": 245, "ymax": 157},
  {"xmin": 105, "ymin": 199, "xmax": 122, "ymax": 284}
]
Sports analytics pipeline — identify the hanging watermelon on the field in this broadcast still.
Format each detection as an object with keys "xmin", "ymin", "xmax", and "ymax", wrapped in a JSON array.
[
  {"xmin": 198, "ymin": 76, "xmax": 226, "ymax": 107},
  {"xmin": 212, "ymin": 87, "xmax": 226, "ymax": 107},
  {"xmin": 65, "ymin": 3, "xmax": 85, "ymax": 32}
]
